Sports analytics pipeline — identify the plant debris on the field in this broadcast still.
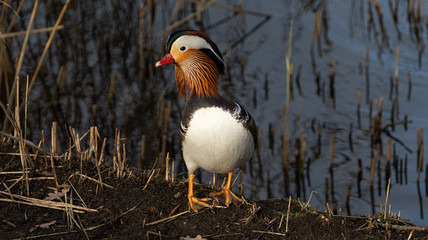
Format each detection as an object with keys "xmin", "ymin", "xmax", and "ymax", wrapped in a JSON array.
[{"xmin": 1, "ymin": 143, "xmax": 427, "ymax": 240}]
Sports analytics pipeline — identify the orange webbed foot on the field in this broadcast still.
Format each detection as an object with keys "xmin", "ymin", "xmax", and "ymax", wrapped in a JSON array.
[
  {"xmin": 215, "ymin": 171, "xmax": 242, "ymax": 206},
  {"xmin": 188, "ymin": 173, "xmax": 211, "ymax": 212}
]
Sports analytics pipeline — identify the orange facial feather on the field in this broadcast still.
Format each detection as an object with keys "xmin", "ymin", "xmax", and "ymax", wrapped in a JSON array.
[{"xmin": 174, "ymin": 49, "xmax": 219, "ymax": 98}]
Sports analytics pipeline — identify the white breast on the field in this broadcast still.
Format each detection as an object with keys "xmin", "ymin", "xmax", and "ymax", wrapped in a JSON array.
[{"xmin": 182, "ymin": 107, "xmax": 255, "ymax": 174}]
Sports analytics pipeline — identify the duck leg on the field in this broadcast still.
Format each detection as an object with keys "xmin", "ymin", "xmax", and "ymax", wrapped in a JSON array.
[
  {"xmin": 216, "ymin": 171, "xmax": 241, "ymax": 206},
  {"xmin": 188, "ymin": 173, "xmax": 211, "ymax": 212}
]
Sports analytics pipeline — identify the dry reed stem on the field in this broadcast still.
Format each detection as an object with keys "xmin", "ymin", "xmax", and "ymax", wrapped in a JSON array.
[
  {"xmin": 51, "ymin": 122, "xmax": 57, "ymax": 155},
  {"xmin": 66, "ymin": 180, "xmax": 88, "ymax": 209},
  {"xmin": 252, "ymin": 230, "xmax": 286, "ymax": 237},
  {"xmin": 232, "ymin": 169, "xmax": 242, "ymax": 187},
  {"xmin": 24, "ymin": 0, "xmax": 71, "ymax": 109},
  {"xmin": 0, "ymin": 171, "xmax": 30, "ymax": 175},
  {"xmin": 0, "ymin": 132, "xmax": 48, "ymax": 154},
  {"xmin": 143, "ymin": 169, "xmax": 157, "ymax": 190},
  {"xmin": 73, "ymin": 173, "xmax": 114, "ymax": 189},
  {"xmin": 77, "ymin": 215, "xmax": 90, "ymax": 240},
  {"xmin": 5, "ymin": 0, "xmax": 39, "ymax": 112},
  {"xmin": 0, "ymin": 198, "xmax": 87, "ymax": 214},
  {"xmin": 4, "ymin": 0, "xmax": 25, "ymax": 33},
  {"xmin": 286, "ymin": 196, "xmax": 291, "ymax": 233},
  {"xmin": 50, "ymin": 154, "xmax": 60, "ymax": 191},
  {"xmin": 145, "ymin": 210, "xmax": 190, "ymax": 226},
  {"xmin": 154, "ymin": 0, "xmax": 218, "ymax": 38},
  {"xmin": 278, "ymin": 213, "xmax": 284, "ymax": 231},
  {"xmin": 0, "ymin": 190, "xmax": 96, "ymax": 213},
  {"xmin": 18, "ymin": 199, "xmax": 144, "ymax": 239},
  {"xmin": 1, "ymin": 26, "xmax": 65, "ymax": 39},
  {"xmin": 165, "ymin": 152, "xmax": 170, "ymax": 182},
  {"xmin": 384, "ymin": 178, "xmax": 391, "ymax": 219},
  {"xmin": 6, "ymin": 177, "xmax": 54, "ymax": 182}
]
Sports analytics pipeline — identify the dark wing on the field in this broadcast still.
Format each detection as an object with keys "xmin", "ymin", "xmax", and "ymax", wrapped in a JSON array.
[
  {"xmin": 232, "ymin": 102, "xmax": 251, "ymax": 123},
  {"xmin": 180, "ymin": 121, "xmax": 188, "ymax": 136},
  {"xmin": 233, "ymin": 102, "xmax": 258, "ymax": 147}
]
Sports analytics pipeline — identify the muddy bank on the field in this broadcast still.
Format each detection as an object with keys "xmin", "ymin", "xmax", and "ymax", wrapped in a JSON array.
[{"xmin": 0, "ymin": 144, "xmax": 426, "ymax": 240}]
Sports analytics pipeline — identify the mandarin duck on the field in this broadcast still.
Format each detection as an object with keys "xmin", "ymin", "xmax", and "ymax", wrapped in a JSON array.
[{"xmin": 155, "ymin": 30, "xmax": 257, "ymax": 212}]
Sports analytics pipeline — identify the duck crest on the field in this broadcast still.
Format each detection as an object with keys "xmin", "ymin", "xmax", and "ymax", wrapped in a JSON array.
[{"xmin": 175, "ymin": 50, "xmax": 219, "ymax": 99}]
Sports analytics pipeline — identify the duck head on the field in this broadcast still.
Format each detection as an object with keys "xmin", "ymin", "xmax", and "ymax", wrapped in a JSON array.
[{"xmin": 156, "ymin": 30, "xmax": 225, "ymax": 98}]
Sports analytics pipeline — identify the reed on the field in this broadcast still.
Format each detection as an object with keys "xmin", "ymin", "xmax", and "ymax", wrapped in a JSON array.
[
  {"xmin": 257, "ymin": 130, "xmax": 263, "ymax": 181},
  {"xmin": 348, "ymin": 123, "xmax": 354, "ymax": 152},
  {"xmin": 282, "ymin": 19, "xmax": 294, "ymax": 197},
  {"xmin": 405, "ymin": 153, "xmax": 408, "ymax": 185},
  {"xmin": 374, "ymin": 0, "xmax": 389, "ymax": 47},
  {"xmin": 365, "ymin": 45, "xmax": 370, "ymax": 103},
  {"xmin": 264, "ymin": 73, "xmax": 269, "ymax": 100},
  {"xmin": 358, "ymin": 50, "xmax": 362, "ymax": 75},
  {"xmin": 384, "ymin": 178, "xmax": 391, "ymax": 220},
  {"xmin": 345, "ymin": 185, "xmax": 351, "ymax": 215},
  {"xmin": 357, "ymin": 159, "xmax": 362, "ymax": 198},
  {"xmin": 1, "ymin": 0, "xmax": 39, "ymax": 135},
  {"xmin": 329, "ymin": 59, "xmax": 336, "ymax": 109},
  {"xmin": 252, "ymin": 88, "xmax": 257, "ymax": 109},
  {"xmin": 357, "ymin": 89, "xmax": 361, "ymax": 128},
  {"xmin": 386, "ymin": 139, "xmax": 391, "ymax": 188},
  {"xmin": 416, "ymin": 128, "xmax": 424, "ymax": 183},
  {"xmin": 268, "ymin": 123, "xmax": 274, "ymax": 154},
  {"xmin": 394, "ymin": 46, "xmax": 400, "ymax": 99},
  {"xmin": 24, "ymin": 0, "xmax": 71, "ymax": 110}
]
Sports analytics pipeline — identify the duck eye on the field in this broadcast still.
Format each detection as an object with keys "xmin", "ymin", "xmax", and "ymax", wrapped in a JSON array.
[{"xmin": 180, "ymin": 46, "xmax": 186, "ymax": 51}]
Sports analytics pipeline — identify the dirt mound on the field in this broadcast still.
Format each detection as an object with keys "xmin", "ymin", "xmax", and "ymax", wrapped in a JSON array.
[{"xmin": 1, "ymin": 144, "xmax": 427, "ymax": 239}]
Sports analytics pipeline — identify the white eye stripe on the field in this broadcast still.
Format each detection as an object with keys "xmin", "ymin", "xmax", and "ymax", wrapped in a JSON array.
[{"xmin": 174, "ymin": 35, "xmax": 224, "ymax": 65}]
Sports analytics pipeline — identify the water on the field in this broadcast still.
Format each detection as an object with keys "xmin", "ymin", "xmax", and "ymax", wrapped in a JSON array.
[
  {"xmin": 2, "ymin": 0, "xmax": 427, "ymax": 226},
  {"xmin": 240, "ymin": 0, "xmax": 428, "ymax": 225}
]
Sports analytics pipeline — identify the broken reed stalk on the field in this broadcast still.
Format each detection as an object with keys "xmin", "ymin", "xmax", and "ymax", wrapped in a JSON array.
[
  {"xmin": 52, "ymin": 122, "xmax": 58, "ymax": 155},
  {"xmin": 97, "ymin": 138, "xmax": 107, "ymax": 187},
  {"xmin": 370, "ymin": 156, "xmax": 376, "ymax": 189},
  {"xmin": 329, "ymin": 59, "xmax": 336, "ymax": 109},
  {"xmin": 4, "ymin": 0, "xmax": 25, "ymax": 33},
  {"xmin": 4, "ymin": 0, "xmax": 39, "ymax": 118},
  {"xmin": 376, "ymin": 143, "xmax": 382, "ymax": 196},
  {"xmin": 349, "ymin": 123, "xmax": 354, "ymax": 152},
  {"xmin": 6, "ymin": 0, "xmax": 71, "ymax": 130},
  {"xmin": 329, "ymin": 136, "xmax": 335, "ymax": 170},
  {"xmin": 386, "ymin": 139, "xmax": 391, "ymax": 186},
  {"xmin": 26, "ymin": 0, "xmax": 71, "ymax": 99},
  {"xmin": 50, "ymin": 154, "xmax": 60, "ymax": 191},
  {"xmin": 407, "ymin": 71, "xmax": 412, "ymax": 100},
  {"xmin": 358, "ymin": 50, "xmax": 362, "ymax": 75},
  {"xmin": 139, "ymin": 3, "xmax": 147, "ymax": 82},
  {"xmin": 394, "ymin": 46, "xmax": 400, "ymax": 99},
  {"xmin": 282, "ymin": 19, "xmax": 294, "ymax": 197},
  {"xmin": 391, "ymin": 99, "xmax": 396, "ymax": 131},
  {"xmin": 165, "ymin": 152, "xmax": 170, "ymax": 182},
  {"xmin": 384, "ymin": 178, "xmax": 391, "ymax": 220},
  {"xmin": 0, "ymin": 190, "xmax": 96, "ymax": 213},
  {"xmin": 154, "ymin": 0, "xmax": 218, "ymax": 38},
  {"xmin": 357, "ymin": 159, "xmax": 362, "ymax": 197},
  {"xmin": 365, "ymin": 45, "xmax": 370, "ymax": 103},
  {"xmin": 325, "ymin": 177, "xmax": 329, "ymax": 203},
  {"xmin": 416, "ymin": 128, "xmax": 424, "ymax": 182},
  {"xmin": 357, "ymin": 89, "xmax": 362, "ymax": 129},
  {"xmin": 138, "ymin": 135, "xmax": 147, "ymax": 170},
  {"xmin": 345, "ymin": 185, "xmax": 352, "ymax": 215},
  {"xmin": 257, "ymin": 130, "xmax": 263, "ymax": 181},
  {"xmin": 1, "ymin": 26, "xmax": 65, "ymax": 39},
  {"xmin": 389, "ymin": 72, "xmax": 394, "ymax": 100},
  {"xmin": 286, "ymin": 196, "xmax": 292, "ymax": 233}
]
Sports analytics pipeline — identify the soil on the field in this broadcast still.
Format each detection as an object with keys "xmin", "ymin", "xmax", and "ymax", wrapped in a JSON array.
[{"xmin": 1, "ymin": 143, "xmax": 427, "ymax": 240}]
